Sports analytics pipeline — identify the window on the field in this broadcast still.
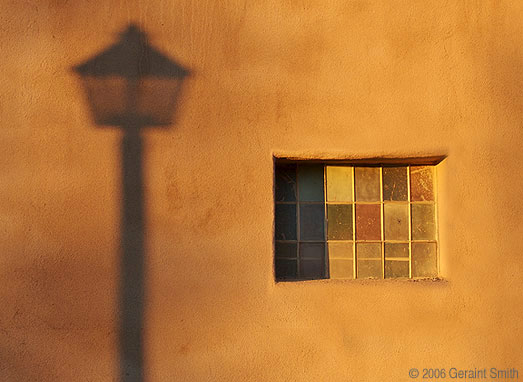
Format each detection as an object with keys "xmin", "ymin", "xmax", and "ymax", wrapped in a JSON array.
[{"xmin": 274, "ymin": 160, "xmax": 440, "ymax": 281}]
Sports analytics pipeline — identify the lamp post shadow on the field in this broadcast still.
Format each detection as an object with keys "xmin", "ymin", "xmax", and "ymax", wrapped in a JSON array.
[{"xmin": 74, "ymin": 24, "xmax": 190, "ymax": 382}]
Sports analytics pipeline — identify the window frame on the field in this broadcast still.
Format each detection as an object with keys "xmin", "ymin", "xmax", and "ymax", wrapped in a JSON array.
[{"xmin": 273, "ymin": 156, "xmax": 445, "ymax": 282}]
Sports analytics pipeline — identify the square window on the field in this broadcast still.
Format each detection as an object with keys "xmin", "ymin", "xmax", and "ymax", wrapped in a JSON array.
[{"xmin": 274, "ymin": 160, "xmax": 440, "ymax": 281}]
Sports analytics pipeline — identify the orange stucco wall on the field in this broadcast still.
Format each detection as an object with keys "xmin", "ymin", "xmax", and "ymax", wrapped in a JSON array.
[{"xmin": 1, "ymin": 1, "xmax": 523, "ymax": 381}]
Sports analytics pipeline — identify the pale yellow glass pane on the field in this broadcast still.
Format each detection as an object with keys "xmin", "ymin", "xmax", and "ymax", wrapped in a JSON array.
[
  {"xmin": 385, "ymin": 243, "xmax": 409, "ymax": 259},
  {"xmin": 384, "ymin": 203, "xmax": 409, "ymax": 240},
  {"xmin": 357, "ymin": 259, "xmax": 382, "ymax": 279},
  {"xmin": 356, "ymin": 243, "xmax": 381, "ymax": 259},
  {"xmin": 385, "ymin": 260, "xmax": 409, "ymax": 278},
  {"xmin": 330, "ymin": 259, "xmax": 354, "ymax": 279},
  {"xmin": 410, "ymin": 166, "xmax": 434, "ymax": 201},
  {"xmin": 326, "ymin": 166, "xmax": 353, "ymax": 202},
  {"xmin": 354, "ymin": 167, "xmax": 380, "ymax": 202},
  {"xmin": 412, "ymin": 243, "xmax": 437, "ymax": 278},
  {"xmin": 328, "ymin": 242, "xmax": 353, "ymax": 259},
  {"xmin": 411, "ymin": 204, "xmax": 436, "ymax": 240}
]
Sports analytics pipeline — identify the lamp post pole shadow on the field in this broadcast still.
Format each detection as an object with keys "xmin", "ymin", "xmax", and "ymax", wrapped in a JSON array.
[{"xmin": 74, "ymin": 24, "xmax": 190, "ymax": 382}]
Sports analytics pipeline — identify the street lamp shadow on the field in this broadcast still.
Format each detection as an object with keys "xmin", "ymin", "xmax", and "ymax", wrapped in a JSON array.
[{"xmin": 73, "ymin": 23, "xmax": 191, "ymax": 382}]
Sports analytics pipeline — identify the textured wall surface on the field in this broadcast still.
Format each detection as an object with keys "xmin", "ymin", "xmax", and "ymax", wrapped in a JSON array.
[{"xmin": 1, "ymin": 1, "xmax": 523, "ymax": 381}]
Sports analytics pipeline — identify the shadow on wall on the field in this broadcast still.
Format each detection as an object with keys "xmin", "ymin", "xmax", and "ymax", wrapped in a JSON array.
[{"xmin": 73, "ymin": 23, "xmax": 191, "ymax": 382}]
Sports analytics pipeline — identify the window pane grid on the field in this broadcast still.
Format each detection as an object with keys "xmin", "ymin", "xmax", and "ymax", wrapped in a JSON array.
[{"xmin": 275, "ymin": 163, "xmax": 438, "ymax": 281}]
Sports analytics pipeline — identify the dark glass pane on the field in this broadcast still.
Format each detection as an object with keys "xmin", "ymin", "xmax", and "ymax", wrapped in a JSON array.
[
  {"xmin": 355, "ymin": 204, "xmax": 381, "ymax": 240},
  {"xmin": 299, "ymin": 204, "xmax": 325, "ymax": 240},
  {"xmin": 275, "ymin": 259, "xmax": 298, "ymax": 279},
  {"xmin": 383, "ymin": 167, "xmax": 408, "ymax": 201},
  {"xmin": 327, "ymin": 204, "xmax": 353, "ymax": 240},
  {"xmin": 275, "ymin": 164, "xmax": 297, "ymax": 202},
  {"xmin": 410, "ymin": 166, "xmax": 434, "ymax": 201},
  {"xmin": 300, "ymin": 259, "xmax": 325, "ymax": 279},
  {"xmin": 275, "ymin": 242, "xmax": 297, "ymax": 259},
  {"xmin": 354, "ymin": 167, "xmax": 380, "ymax": 202},
  {"xmin": 385, "ymin": 260, "xmax": 409, "ymax": 278},
  {"xmin": 275, "ymin": 204, "xmax": 296, "ymax": 240},
  {"xmin": 299, "ymin": 242, "xmax": 325, "ymax": 259},
  {"xmin": 411, "ymin": 204, "xmax": 436, "ymax": 240},
  {"xmin": 357, "ymin": 259, "xmax": 382, "ymax": 279},
  {"xmin": 384, "ymin": 203, "xmax": 409, "ymax": 240},
  {"xmin": 385, "ymin": 243, "xmax": 409, "ymax": 259},
  {"xmin": 298, "ymin": 165, "xmax": 324, "ymax": 201},
  {"xmin": 412, "ymin": 243, "xmax": 437, "ymax": 278}
]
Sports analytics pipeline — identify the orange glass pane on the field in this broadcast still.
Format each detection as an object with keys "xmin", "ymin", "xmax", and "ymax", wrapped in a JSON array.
[{"xmin": 355, "ymin": 204, "xmax": 381, "ymax": 240}]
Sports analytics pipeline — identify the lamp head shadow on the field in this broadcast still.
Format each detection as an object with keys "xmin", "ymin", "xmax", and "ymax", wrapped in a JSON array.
[{"xmin": 74, "ymin": 23, "xmax": 190, "ymax": 128}]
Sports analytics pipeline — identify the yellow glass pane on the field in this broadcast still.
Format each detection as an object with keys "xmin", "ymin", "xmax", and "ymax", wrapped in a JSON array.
[
  {"xmin": 385, "ymin": 260, "xmax": 409, "ymax": 278},
  {"xmin": 383, "ymin": 167, "xmax": 408, "ymax": 201},
  {"xmin": 412, "ymin": 242, "xmax": 437, "ymax": 278},
  {"xmin": 327, "ymin": 204, "xmax": 353, "ymax": 240},
  {"xmin": 356, "ymin": 243, "xmax": 381, "ymax": 259},
  {"xmin": 384, "ymin": 203, "xmax": 409, "ymax": 240},
  {"xmin": 357, "ymin": 259, "xmax": 382, "ymax": 279},
  {"xmin": 410, "ymin": 166, "xmax": 434, "ymax": 201},
  {"xmin": 328, "ymin": 242, "xmax": 353, "ymax": 259},
  {"xmin": 326, "ymin": 166, "xmax": 353, "ymax": 202},
  {"xmin": 330, "ymin": 259, "xmax": 354, "ymax": 279},
  {"xmin": 354, "ymin": 167, "xmax": 380, "ymax": 202},
  {"xmin": 411, "ymin": 204, "xmax": 436, "ymax": 240},
  {"xmin": 384, "ymin": 243, "xmax": 409, "ymax": 259}
]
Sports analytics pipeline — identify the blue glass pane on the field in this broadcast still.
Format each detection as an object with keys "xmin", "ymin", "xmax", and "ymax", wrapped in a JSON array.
[
  {"xmin": 275, "ymin": 242, "xmax": 297, "ymax": 259},
  {"xmin": 298, "ymin": 165, "xmax": 324, "ymax": 201},
  {"xmin": 299, "ymin": 204, "xmax": 325, "ymax": 240},
  {"xmin": 275, "ymin": 164, "xmax": 296, "ymax": 202},
  {"xmin": 300, "ymin": 259, "xmax": 325, "ymax": 279},
  {"xmin": 275, "ymin": 204, "xmax": 296, "ymax": 240},
  {"xmin": 299, "ymin": 242, "xmax": 325, "ymax": 259},
  {"xmin": 275, "ymin": 259, "xmax": 298, "ymax": 279}
]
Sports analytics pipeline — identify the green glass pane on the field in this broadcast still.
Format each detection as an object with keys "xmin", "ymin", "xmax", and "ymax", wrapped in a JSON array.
[
  {"xmin": 412, "ymin": 242, "xmax": 437, "ymax": 278},
  {"xmin": 383, "ymin": 167, "xmax": 408, "ymax": 201},
  {"xmin": 275, "ymin": 259, "xmax": 297, "ymax": 280},
  {"xmin": 357, "ymin": 259, "xmax": 382, "ymax": 279},
  {"xmin": 384, "ymin": 203, "xmax": 409, "ymax": 241},
  {"xmin": 275, "ymin": 204, "xmax": 296, "ymax": 240},
  {"xmin": 328, "ymin": 242, "xmax": 353, "ymax": 259},
  {"xmin": 327, "ymin": 204, "xmax": 353, "ymax": 240},
  {"xmin": 411, "ymin": 204, "xmax": 436, "ymax": 240},
  {"xmin": 355, "ymin": 204, "xmax": 381, "ymax": 240},
  {"xmin": 356, "ymin": 243, "xmax": 381, "ymax": 259},
  {"xmin": 300, "ymin": 259, "xmax": 325, "ymax": 279},
  {"xmin": 354, "ymin": 167, "xmax": 380, "ymax": 202},
  {"xmin": 275, "ymin": 242, "xmax": 297, "ymax": 259},
  {"xmin": 299, "ymin": 242, "xmax": 325, "ymax": 260},
  {"xmin": 275, "ymin": 164, "xmax": 296, "ymax": 202},
  {"xmin": 298, "ymin": 165, "xmax": 324, "ymax": 202},
  {"xmin": 410, "ymin": 166, "xmax": 434, "ymax": 201},
  {"xmin": 330, "ymin": 259, "xmax": 354, "ymax": 279},
  {"xmin": 299, "ymin": 204, "xmax": 325, "ymax": 240},
  {"xmin": 385, "ymin": 243, "xmax": 409, "ymax": 259},
  {"xmin": 326, "ymin": 166, "xmax": 352, "ymax": 202},
  {"xmin": 385, "ymin": 260, "xmax": 409, "ymax": 278}
]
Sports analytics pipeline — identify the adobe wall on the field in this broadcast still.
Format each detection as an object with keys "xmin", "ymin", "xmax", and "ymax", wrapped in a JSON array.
[{"xmin": 0, "ymin": 1, "xmax": 522, "ymax": 380}]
